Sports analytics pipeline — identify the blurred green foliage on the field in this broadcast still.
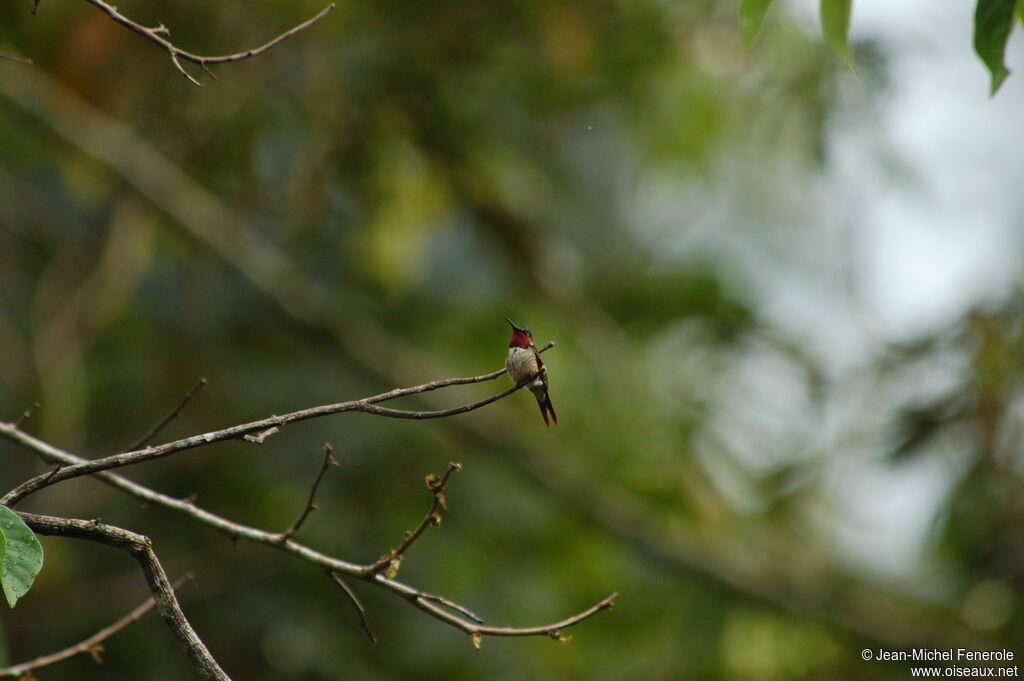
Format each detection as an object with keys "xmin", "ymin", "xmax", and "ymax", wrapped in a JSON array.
[
  {"xmin": 741, "ymin": 0, "xmax": 1022, "ymax": 94},
  {"xmin": 0, "ymin": 1, "xmax": 1021, "ymax": 679}
]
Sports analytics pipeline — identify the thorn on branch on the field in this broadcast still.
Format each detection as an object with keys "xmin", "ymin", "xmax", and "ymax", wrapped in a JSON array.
[
  {"xmin": 170, "ymin": 52, "xmax": 203, "ymax": 87},
  {"xmin": 42, "ymin": 464, "xmax": 63, "ymax": 482},
  {"xmin": 13, "ymin": 402, "xmax": 41, "ymax": 429},
  {"xmin": 415, "ymin": 592, "xmax": 485, "ymax": 624},
  {"xmin": 124, "ymin": 377, "xmax": 207, "ymax": 452},
  {"xmin": 243, "ymin": 426, "xmax": 279, "ymax": 444},
  {"xmin": 328, "ymin": 571, "xmax": 376, "ymax": 643}
]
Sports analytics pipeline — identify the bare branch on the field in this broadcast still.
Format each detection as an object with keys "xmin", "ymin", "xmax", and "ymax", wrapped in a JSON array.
[
  {"xmin": 0, "ymin": 574, "xmax": 193, "ymax": 679},
  {"xmin": 368, "ymin": 462, "xmax": 461, "ymax": 576},
  {"xmin": 1, "ymin": 428, "xmax": 613, "ymax": 643},
  {"xmin": 328, "ymin": 571, "xmax": 376, "ymax": 643},
  {"xmin": 1, "ymin": 345, "xmax": 553, "ymax": 506},
  {"xmin": 280, "ymin": 443, "xmax": 336, "ymax": 542},
  {"xmin": 16, "ymin": 513, "xmax": 229, "ymax": 681},
  {"xmin": 78, "ymin": 0, "xmax": 335, "ymax": 85},
  {"xmin": 123, "ymin": 377, "xmax": 207, "ymax": 452},
  {"xmin": 0, "ymin": 52, "xmax": 33, "ymax": 66}
]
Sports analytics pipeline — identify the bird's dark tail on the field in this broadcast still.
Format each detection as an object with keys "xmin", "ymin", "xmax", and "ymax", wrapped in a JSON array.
[{"xmin": 536, "ymin": 394, "xmax": 558, "ymax": 427}]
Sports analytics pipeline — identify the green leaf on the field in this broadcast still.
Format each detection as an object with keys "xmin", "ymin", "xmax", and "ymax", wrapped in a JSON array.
[
  {"xmin": 0, "ymin": 506, "xmax": 44, "ymax": 608},
  {"xmin": 739, "ymin": 0, "xmax": 775, "ymax": 51},
  {"xmin": 820, "ymin": 0, "xmax": 859, "ymax": 75},
  {"xmin": 974, "ymin": 0, "xmax": 1017, "ymax": 94}
]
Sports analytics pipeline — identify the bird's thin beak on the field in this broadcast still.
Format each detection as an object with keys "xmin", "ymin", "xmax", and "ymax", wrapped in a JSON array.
[{"xmin": 504, "ymin": 316, "xmax": 518, "ymax": 330}]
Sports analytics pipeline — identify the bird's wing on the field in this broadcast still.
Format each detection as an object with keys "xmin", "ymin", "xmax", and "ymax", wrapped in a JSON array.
[{"xmin": 531, "ymin": 345, "xmax": 549, "ymax": 386}]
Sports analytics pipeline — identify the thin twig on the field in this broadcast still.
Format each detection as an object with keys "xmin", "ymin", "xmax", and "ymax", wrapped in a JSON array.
[
  {"xmin": 0, "ymin": 574, "xmax": 193, "ymax": 679},
  {"xmin": 78, "ymin": 0, "xmax": 335, "ymax": 85},
  {"xmin": 1, "ymin": 428, "xmax": 613, "ymax": 643},
  {"xmin": 328, "ymin": 571, "xmax": 376, "ymax": 643},
  {"xmin": 123, "ymin": 377, "xmax": 207, "ymax": 452},
  {"xmin": 368, "ymin": 462, "xmax": 461, "ymax": 576},
  {"xmin": 17, "ymin": 513, "xmax": 229, "ymax": 681},
  {"xmin": 412, "ymin": 591, "xmax": 618, "ymax": 640},
  {"xmin": 415, "ymin": 591, "xmax": 485, "ymax": 624},
  {"xmin": 280, "ymin": 443, "xmax": 336, "ymax": 542},
  {"xmin": 1, "ymin": 346, "xmax": 553, "ymax": 506},
  {"xmin": 12, "ymin": 401, "xmax": 40, "ymax": 429},
  {"xmin": 0, "ymin": 52, "xmax": 33, "ymax": 66}
]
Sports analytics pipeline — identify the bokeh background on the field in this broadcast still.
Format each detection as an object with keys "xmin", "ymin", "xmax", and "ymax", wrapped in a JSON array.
[{"xmin": 1, "ymin": 0, "xmax": 1023, "ymax": 678}]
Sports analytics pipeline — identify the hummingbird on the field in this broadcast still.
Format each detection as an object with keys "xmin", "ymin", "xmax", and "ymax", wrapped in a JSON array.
[{"xmin": 504, "ymin": 317, "xmax": 557, "ymax": 427}]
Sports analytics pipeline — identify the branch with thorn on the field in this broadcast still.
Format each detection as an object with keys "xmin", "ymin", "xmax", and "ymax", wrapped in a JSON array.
[
  {"xmin": 123, "ymin": 378, "xmax": 206, "ymax": 452},
  {"xmin": 13, "ymin": 401, "xmax": 40, "ymax": 429},
  {"xmin": 1, "ymin": 346, "xmax": 616, "ymax": 677},
  {"xmin": 329, "ymin": 571, "xmax": 376, "ymax": 643}
]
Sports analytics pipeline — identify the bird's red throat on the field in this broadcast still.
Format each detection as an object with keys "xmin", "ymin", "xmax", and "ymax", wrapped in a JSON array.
[{"xmin": 509, "ymin": 330, "xmax": 532, "ymax": 348}]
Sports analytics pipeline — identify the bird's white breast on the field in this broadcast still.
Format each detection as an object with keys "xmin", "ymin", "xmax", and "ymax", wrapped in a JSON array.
[{"xmin": 506, "ymin": 346, "xmax": 538, "ymax": 383}]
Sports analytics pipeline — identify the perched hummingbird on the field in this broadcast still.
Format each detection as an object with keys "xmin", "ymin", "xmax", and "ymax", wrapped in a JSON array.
[{"xmin": 504, "ymin": 317, "xmax": 557, "ymax": 427}]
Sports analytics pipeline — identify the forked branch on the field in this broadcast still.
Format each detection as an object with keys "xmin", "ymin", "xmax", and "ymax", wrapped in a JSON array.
[
  {"xmin": 15, "ymin": 513, "xmax": 228, "ymax": 681},
  {"xmin": 0, "ymin": 574, "xmax": 193, "ymax": 679},
  {"xmin": 368, "ymin": 462, "xmax": 461, "ymax": 577},
  {"xmin": 123, "ymin": 377, "xmax": 207, "ymax": 452},
  {"xmin": 2, "ymin": 344, "xmax": 615, "ymax": 672},
  {"xmin": 51, "ymin": 1, "xmax": 335, "ymax": 85},
  {"xmin": 2, "ymin": 424, "xmax": 615, "ymax": 647}
]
